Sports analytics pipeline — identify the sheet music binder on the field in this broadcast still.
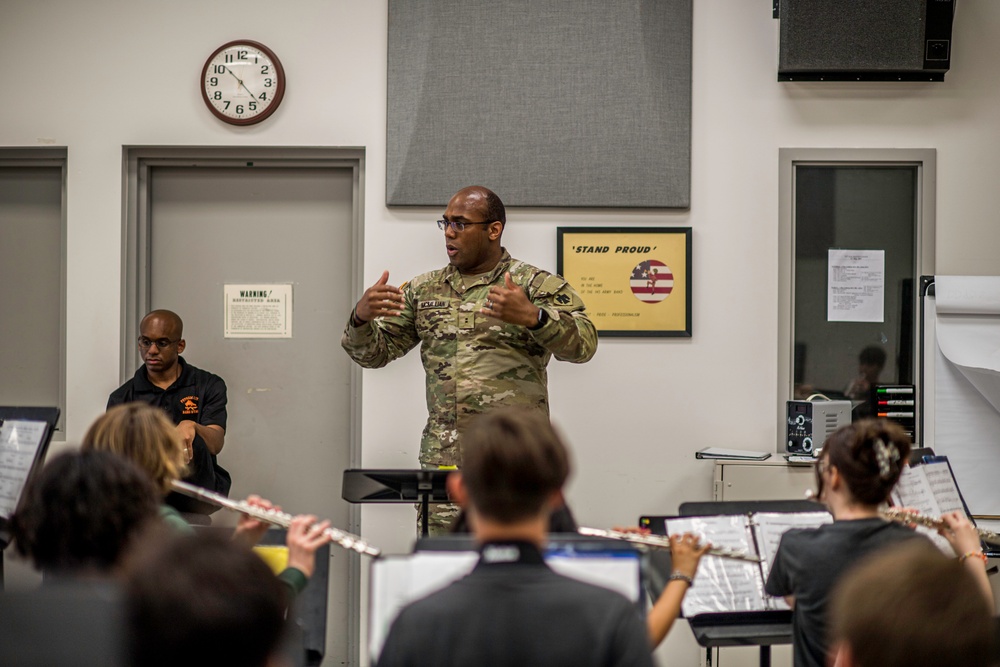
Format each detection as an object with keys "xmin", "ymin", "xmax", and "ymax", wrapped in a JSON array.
[
  {"xmin": 645, "ymin": 501, "xmax": 832, "ymax": 667},
  {"xmin": 0, "ymin": 407, "xmax": 60, "ymax": 537},
  {"xmin": 891, "ymin": 454, "xmax": 994, "ymax": 555}
]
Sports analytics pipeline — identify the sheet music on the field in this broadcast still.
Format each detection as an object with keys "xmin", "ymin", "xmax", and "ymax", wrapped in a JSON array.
[
  {"xmin": 369, "ymin": 552, "xmax": 478, "ymax": 662},
  {"xmin": 0, "ymin": 419, "xmax": 48, "ymax": 519},
  {"xmin": 891, "ymin": 466, "xmax": 938, "ymax": 515},
  {"xmin": 666, "ymin": 515, "xmax": 765, "ymax": 615},
  {"xmin": 891, "ymin": 462, "xmax": 967, "ymax": 554},
  {"xmin": 923, "ymin": 461, "xmax": 965, "ymax": 515},
  {"xmin": 548, "ymin": 555, "xmax": 641, "ymax": 603},
  {"xmin": 751, "ymin": 512, "xmax": 833, "ymax": 610}
]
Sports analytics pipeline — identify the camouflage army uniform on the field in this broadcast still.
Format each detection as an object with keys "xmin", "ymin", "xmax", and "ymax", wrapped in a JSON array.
[{"xmin": 341, "ymin": 249, "xmax": 597, "ymax": 468}]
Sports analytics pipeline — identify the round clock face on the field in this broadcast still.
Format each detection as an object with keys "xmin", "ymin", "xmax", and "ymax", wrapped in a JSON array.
[{"xmin": 201, "ymin": 40, "xmax": 285, "ymax": 125}]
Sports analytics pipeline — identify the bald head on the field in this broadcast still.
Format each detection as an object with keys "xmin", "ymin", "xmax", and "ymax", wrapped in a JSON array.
[
  {"xmin": 141, "ymin": 310, "xmax": 183, "ymax": 337},
  {"xmin": 452, "ymin": 186, "xmax": 506, "ymax": 226}
]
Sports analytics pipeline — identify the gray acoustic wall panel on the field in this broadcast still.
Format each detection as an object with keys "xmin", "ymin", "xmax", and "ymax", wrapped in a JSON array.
[{"xmin": 387, "ymin": 0, "xmax": 692, "ymax": 208}]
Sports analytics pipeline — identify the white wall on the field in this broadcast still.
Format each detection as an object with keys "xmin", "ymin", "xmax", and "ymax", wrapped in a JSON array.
[{"xmin": 4, "ymin": 1, "xmax": 1000, "ymax": 664}]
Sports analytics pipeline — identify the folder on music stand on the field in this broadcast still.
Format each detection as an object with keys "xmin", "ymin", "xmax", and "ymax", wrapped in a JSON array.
[
  {"xmin": 0, "ymin": 406, "xmax": 60, "ymax": 588},
  {"xmin": 341, "ymin": 469, "xmax": 453, "ymax": 537}
]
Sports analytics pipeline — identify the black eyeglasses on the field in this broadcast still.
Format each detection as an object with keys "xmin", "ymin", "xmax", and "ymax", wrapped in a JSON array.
[
  {"xmin": 138, "ymin": 336, "xmax": 180, "ymax": 349},
  {"xmin": 436, "ymin": 219, "xmax": 494, "ymax": 232}
]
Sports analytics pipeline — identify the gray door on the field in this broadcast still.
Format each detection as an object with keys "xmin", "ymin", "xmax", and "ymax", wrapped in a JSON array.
[
  {"xmin": 0, "ymin": 166, "xmax": 64, "ymax": 428},
  {"xmin": 148, "ymin": 165, "xmax": 355, "ymax": 664}
]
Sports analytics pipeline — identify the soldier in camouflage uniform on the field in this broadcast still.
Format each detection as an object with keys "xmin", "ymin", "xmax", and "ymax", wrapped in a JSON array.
[{"xmin": 341, "ymin": 186, "xmax": 597, "ymax": 532}]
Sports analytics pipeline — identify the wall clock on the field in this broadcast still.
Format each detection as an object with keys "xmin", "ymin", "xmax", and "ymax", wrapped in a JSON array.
[{"xmin": 201, "ymin": 40, "xmax": 285, "ymax": 125}]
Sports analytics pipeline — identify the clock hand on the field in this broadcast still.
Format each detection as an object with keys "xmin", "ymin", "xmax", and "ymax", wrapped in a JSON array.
[{"xmin": 224, "ymin": 65, "xmax": 258, "ymax": 100}]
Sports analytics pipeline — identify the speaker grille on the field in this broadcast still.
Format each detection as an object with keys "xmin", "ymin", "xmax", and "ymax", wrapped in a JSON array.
[{"xmin": 779, "ymin": 0, "xmax": 927, "ymax": 72}]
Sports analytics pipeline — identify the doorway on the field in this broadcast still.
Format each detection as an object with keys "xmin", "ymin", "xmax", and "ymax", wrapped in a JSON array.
[{"xmin": 125, "ymin": 147, "xmax": 364, "ymax": 664}]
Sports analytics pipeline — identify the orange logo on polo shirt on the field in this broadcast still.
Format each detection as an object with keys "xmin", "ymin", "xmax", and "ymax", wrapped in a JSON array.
[{"xmin": 181, "ymin": 396, "xmax": 199, "ymax": 415}]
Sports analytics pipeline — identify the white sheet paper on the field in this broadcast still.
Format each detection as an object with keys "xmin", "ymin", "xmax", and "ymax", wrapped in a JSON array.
[
  {"xmin": 891, "ymin": 463, "xmax": 965, "ymax": 554},
  {"xmin": 827, "ymin": 249, "xmax": 885, "ymax": 322},
  {"xmin": 751, "ymin": 511, "xmax": 833, "ymax": 606},
  {"xmin": 0, "ymin": 419, "xmax": 48, "ymax": 519},
  {"xmin": 666, "ymin": 515, "xmax": 764, "ymax": 615},
  {"xmin": 928, "ymin": 277, "xmax": 1000, "ymax": 515}
]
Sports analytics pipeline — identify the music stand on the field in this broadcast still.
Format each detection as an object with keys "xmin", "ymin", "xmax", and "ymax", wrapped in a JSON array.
[
  {"xmin": 0, "ymin": 406, "xmax": 60, "ymax": 589},
  {"xmin": 342, "ymin": 469, "xmax": 453, "ymax": 537},
  {"xmin": 671, "ymin": 500, "xmax": 824, "ymax": 667}
]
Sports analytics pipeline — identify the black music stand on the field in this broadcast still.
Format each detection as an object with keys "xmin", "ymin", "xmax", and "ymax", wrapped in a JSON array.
[
  {"xmin": 341, "ymin": 469, "xmax": 453, "ymax": 537},
  {"xmin": 0, "ymin": 406, "xmax": 60, "ymax": 590},
  {"xmin": 662, "ymin": 500, "xmax": 824, "ymax": 667}
]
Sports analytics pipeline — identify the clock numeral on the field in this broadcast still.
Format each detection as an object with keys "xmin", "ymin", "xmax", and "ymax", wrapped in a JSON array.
[
  {"xmin": 225, "ymin": 53, "xmax": 234, "ymax": 63},
  {"xmin": 261, "ymin": 65, "xmax": 270, "ymax": 75},
  {"xmin": 264, "ymin": 78, "xmax": 273, "ymax": 88},
  {"xmin": 249, "ymin": 101, "xmax": 257, "ymax": 111},
  {"xmin": 209, "ymin": 76, "xmax": 218, "ymax": 87},
  {"xmin": 237, "ymin": 50, "xmax": 248, "ymax": 60},
  {"xmin": 236, "ymin": 104, "xmax": 245, "ymax": 114},
  {"xmin": 259, "ymin": 92, "xmax": 267, "ymax": 101},
  {"xmin": 223, "ymin": 101, "xmax": 231, "ymax": 111},
  {"xmin": 213, "ymin": 91, "xmax": 222, "ymax": 100},
  {"xmin": 214, "ymin": 65, "xmax": 226, "ymax": 74}
]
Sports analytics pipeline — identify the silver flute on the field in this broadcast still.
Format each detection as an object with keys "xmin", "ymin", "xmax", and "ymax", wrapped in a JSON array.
[
  {"xmin": 879, "ymin": 507, "xmax": 1000, "ymax": 546},
  {"xmin": 577, "ymin": 527, "xmax": 762, "ymax": 563},
  {"xmin": 171, "ymin": 480, "xmax": 381, "ymax": 557}
]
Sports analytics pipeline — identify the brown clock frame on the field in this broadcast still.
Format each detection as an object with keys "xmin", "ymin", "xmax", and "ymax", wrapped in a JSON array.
[{"xmin": 200, "ymin": 40, "xmax": 286, "ymax": 126}]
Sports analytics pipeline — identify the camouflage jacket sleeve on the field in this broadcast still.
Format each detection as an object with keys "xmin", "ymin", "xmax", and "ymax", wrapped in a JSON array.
[
  {"xmin": 523, "ymin": 272, "xmax": 598, "ymax": 363},
  {"xmin": 340, "ymin": 287, "xmax": 420, "ymax": 368}
]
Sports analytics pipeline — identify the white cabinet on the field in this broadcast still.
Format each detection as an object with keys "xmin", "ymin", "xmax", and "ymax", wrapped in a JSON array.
[{"xmin": 712, "ymin": 459, "xmax": 816, "ymax": 502}]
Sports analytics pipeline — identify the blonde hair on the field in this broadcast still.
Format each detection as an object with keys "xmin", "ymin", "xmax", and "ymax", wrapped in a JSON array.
[{"xmin": 82, "ymin": 403, "xmax": 186, "ymax": 495}]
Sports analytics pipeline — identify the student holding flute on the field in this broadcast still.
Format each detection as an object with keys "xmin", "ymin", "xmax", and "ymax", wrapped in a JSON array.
[
  {"xmin": 81, "ymin": 403, "xmax": 331, "ymax": 595},
  {"xmin": 764, "ymin": 418, "xmax": 991, "ymax": 667}
]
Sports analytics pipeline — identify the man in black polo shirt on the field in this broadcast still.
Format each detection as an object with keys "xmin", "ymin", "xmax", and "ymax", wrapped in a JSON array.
[{"xmin": 108, "ymin": 309, "xmax": 230, "ymax": 516}]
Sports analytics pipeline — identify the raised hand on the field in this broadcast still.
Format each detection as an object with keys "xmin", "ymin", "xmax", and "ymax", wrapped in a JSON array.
[
  {"xmin": 483, "ymin": 272, "xmax": 539, "ymax": 327},
  {"xmin": 353, "ymin": 270, "xmax": 404, "ymax": 324}
]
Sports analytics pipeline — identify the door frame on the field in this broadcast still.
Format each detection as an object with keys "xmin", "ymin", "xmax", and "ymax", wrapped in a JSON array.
[{"xmin": 123, "ymin": 145, "xmax": 366, "ymax": 664}]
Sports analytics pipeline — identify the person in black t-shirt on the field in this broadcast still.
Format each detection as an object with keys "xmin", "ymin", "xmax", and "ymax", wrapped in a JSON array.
[
  {"xmin": 765, "ymin": 419, "xmax": 988, "ymax": 667},
  {"xmin": 108, "ymin": 309, "xmax": 230, "ymax": 515}
]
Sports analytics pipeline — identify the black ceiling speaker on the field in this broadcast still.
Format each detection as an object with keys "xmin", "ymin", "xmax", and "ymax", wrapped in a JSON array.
[{"xmin": 777, "ymin": 0, "xmax": 955, "ymax": 81}]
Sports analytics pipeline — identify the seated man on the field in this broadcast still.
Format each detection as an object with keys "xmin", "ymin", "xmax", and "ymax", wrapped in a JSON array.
[
  {"xmin": 376, "ymin": 407, "xmax": 654, "ymax": 667},
  {"xmin": 108, "ymin": 309, "xmax": 230, "ymax": 517},
  {"xmin": 828, "ymin": 539, "xmax": 993, "ymax": 667}
]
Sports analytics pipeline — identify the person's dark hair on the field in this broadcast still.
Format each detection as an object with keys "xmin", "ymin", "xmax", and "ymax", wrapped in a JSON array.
[
  {"xmin": 830, "ymin": 540, "xmax": 992, "ymax": 667},
  {"xmin": 858, "ymin": 345, "xmax": 887, "ymax": 370},
  {"xmin": 10, "ymin": 450, "xmax": 159, "ymax": 576},
  {"xmin": 461, "ymin": 407, "xmax": 570, "ymax": 523},
  {"xmin": 125, "ymin": 531, "xmax": 288, "ymax": 667},
  {"xmin": 479, "ymin": 186, "xmax": 506, "ymax": 226},
  {"xmin": 818, "ymin": 418, "xmax": 910, "ymax": 505}
]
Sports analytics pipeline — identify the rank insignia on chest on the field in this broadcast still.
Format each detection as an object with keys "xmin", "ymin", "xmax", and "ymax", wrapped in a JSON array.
[
  {"xmin": 418, "ymin": 300, "xmax": 448, "ymax": 310},
  {"xmin": 180, "ymin": 395, "xmax": 199, "ymax": 415}
]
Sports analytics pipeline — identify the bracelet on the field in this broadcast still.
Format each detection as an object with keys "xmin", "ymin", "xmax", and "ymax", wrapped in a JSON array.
[
  {"xmin": 668, "ymin": 571, "xmax": 694, "ymax": 586},
  {"xmin": 959, "ymin": 550, "xmax": 987, "ymax": 564}
]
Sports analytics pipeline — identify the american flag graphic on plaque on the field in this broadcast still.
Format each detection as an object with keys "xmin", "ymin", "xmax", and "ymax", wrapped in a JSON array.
[{"xmin": 630, "ymin": 259, "xmax": 673, "ymax": 303}]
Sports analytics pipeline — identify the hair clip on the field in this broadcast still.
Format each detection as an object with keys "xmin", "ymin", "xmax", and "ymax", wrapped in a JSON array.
[{"xmin": 873, "ymin": 438, "xmax": 899, "ymax": 479}]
